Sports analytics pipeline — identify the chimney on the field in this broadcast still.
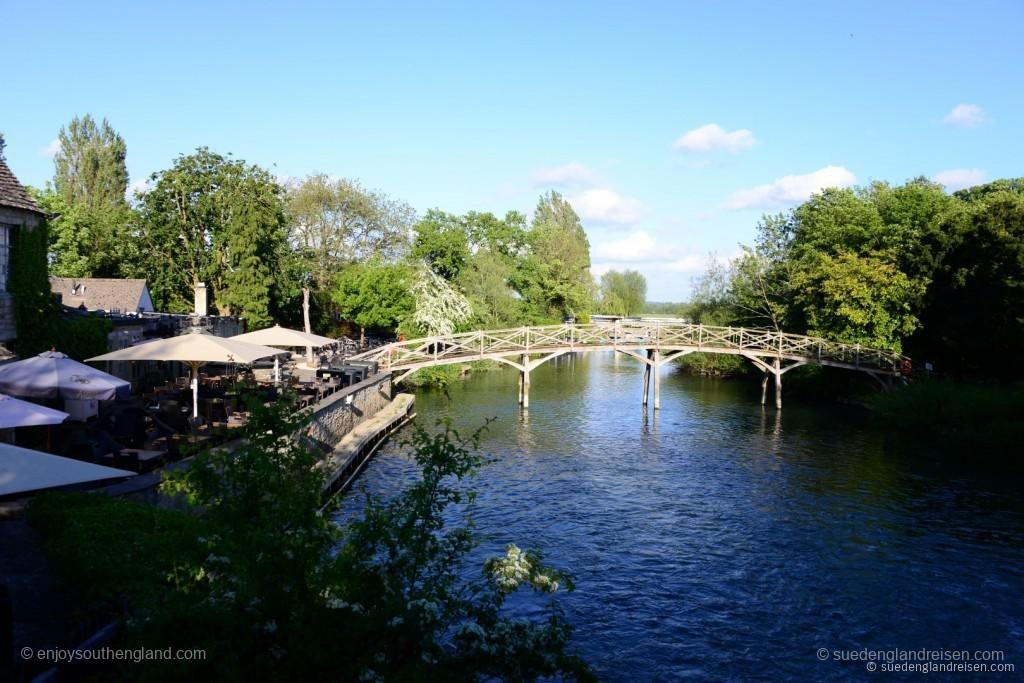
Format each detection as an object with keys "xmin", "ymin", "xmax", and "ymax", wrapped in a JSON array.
[{"xmin": 194, "ymin": 282, "xmax": 208, "ymax": 316}]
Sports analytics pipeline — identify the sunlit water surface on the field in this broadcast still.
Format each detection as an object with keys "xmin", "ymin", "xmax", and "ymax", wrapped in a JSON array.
[{"xmin": 334, "ymin": 353, "xmax": 1024, "ymax": 681}]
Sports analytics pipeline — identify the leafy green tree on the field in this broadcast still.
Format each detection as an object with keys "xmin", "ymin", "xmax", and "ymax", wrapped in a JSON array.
[
  {"xmin": 518, "ymin": 192, "xmax": 594, "ymax": 322},
  {"xmin": 412, "ymin": 209, "xmax": 471, "ymax": 280},
  {"xmin": 53, "ymin": 114, "xmax": 128, "ymax": 209},
  {"xmin": 286, "ymin": 174, "xmax": 414, "ymax": 291},
  {"xmin": 869, "ymin": 177, "xmax": 955, "ymax": 283},
  {"xmin": 456, "ymin": 210, "xmax": 529, "ymax": 329},
  {"xmin": 137, "ymin": 148, "xmax": 287, "ymax": 327},
  {"xmin": 464, "ymin": 209, "xmax": 529, "ymax": 260},
  {"xmin": 793, "ymin": 251, "xmax": 923, "ymax": 351},
  {"xmin": 0, "ymin": 131, "xmax": 6, "ymax": 160},
  {"xmin": 30, "ymin": 186, "xmax": 138, "ymax": 278},
  {"xmin": 332, "ymin": 260, "xmax": 414, "ymax": 335},
  {"xmin": 458, "ymin": 249, "xmax": 523, "ymax": 328},
  {"xmin": 599, "ymin": 270, "xmax": 647, "ymax": 316},
  {"xmin": 42, "ymin": 115, "xmax": 138, "ymax": 278},
  {"xmin": 915, "ymin": 185, "xmax": 1024, "ymax": 375}
]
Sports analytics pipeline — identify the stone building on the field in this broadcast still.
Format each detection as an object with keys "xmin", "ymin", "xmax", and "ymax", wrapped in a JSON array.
[{"xmin": 0, "ymin": 158, "xmax": 46, "ymax": 348}]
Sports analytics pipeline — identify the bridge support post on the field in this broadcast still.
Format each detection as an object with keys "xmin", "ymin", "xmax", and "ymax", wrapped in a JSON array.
[
  {"xmin": 642, "ymin": 350, "xmax": 651, "ymax": 406},
  {"xmin": 773, "ymin": 357, "xmax": 782, "ymax": 410},
  {"xmin": 652, "ymin": 350, "xmax": 661, "ymax": 410},
  {"xmin": 760, "ymin": 370, "xmax": 769, "ymax": 405},
  {"xmin": 519, "ymin": 353, "xmax": 530, "ymax": 408}
]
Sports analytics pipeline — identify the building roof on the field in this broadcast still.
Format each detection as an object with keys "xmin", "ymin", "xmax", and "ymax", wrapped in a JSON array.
[
  {"xmin": 49, "ymin": 277, "xmax": 151, "ymax": 313},
  {"xmin": 0, "ymin": 158, "xmax": 45, "ymax": 215}
]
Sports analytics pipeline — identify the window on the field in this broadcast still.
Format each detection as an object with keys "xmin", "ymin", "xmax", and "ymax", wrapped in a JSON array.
[{"xmin": 0, "ymin": 224, "xmax": 11, "ymax": 293}]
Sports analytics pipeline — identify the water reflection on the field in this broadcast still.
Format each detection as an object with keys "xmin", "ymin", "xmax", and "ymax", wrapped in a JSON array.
[{"xmin": 338, "ymin": 352, "xmax": 1024, "ymax": 680}]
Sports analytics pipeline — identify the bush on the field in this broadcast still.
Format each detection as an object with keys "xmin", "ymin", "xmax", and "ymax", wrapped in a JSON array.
[
  {"xmin": 675, "ymin": 352, "xmax": 748, "ymax": 377},
  {"xmin": 31, "ymin": 399, "xmax": 592, "ymax": 681}
]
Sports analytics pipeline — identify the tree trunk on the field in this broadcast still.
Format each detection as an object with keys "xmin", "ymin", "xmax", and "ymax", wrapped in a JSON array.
[{"xmin": 302, "ymin": 287, "xmax": 313, "ymax": 366}]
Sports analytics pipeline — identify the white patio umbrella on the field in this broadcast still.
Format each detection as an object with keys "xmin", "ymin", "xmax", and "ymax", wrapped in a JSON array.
[
  {"xmin": 0, "ymin": 442, "xmax": 135, "ymax": 497},
  {"xmin": 0, "ymin": 351, "xmax": 129, "ymax": 400},
  {"xmin": 88, "ymin": 330, "xmax": 282, "ymax": 420},
  {"xmin": 230, "ymin": 325, "xmax": 336, "ymax": 383},
  {"xmin": 0, "ymin": 393, "xmax": 69, "ymax": 429}
]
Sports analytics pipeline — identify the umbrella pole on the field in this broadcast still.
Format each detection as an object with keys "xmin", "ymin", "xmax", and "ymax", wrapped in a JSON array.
[
  {"xmin": 190, "ymin": 362, "xmax": 200, "ymax": 421},
  {"xmin": 275, "ymin": 356, "xmax": 280, "ymax": 385}
]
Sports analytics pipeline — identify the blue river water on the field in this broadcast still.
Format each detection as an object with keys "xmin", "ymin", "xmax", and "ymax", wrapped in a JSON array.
[{"xmin": 334, "ymin": 352, "xmax": 1024, "ymax": 681}]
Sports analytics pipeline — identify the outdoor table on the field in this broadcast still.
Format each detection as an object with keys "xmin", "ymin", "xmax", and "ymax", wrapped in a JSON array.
[{"xmin": 119, "ymin": 448, "xmax": 166, "ymax": 471}]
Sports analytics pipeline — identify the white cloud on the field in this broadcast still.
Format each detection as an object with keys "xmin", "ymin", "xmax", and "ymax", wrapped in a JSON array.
[
  {"xmin": 664, "ymin": 255, "xmax": 703, "ymax": 273},
  {"xmin": 126, "ymin": 177, "xmax": 152, "ymax": 200},
  {"xmin": 932, "ymin": 168, "xmax": 985, "ymax": 191},
  {"xmin": 591, "ymin": 231, "xmax": 705, "ymax": 274},
  {"xmin": 592, "ymin": 231, "xmax": 659, "ymax": 261},
  {"xmin": 569, "ymin": 188, "xmax": 650, "ymax": 226},
  {"xmin": 943, "ymin": 104, "xmax": 984, "ymax": 128},
  {"xmin": 672, "ymin": 123, "xmax": 757, "ymax": 154},
  {"xmin": 723, "ymin": 165, "xmax": 857, "ymax": 210},
  {"xmin": 531, "ymin": 162, "xmax": 598, "ymax": 188},
  {"xmin": 39, "ymin": 138, "xmax": 61, "ymax": 158}
]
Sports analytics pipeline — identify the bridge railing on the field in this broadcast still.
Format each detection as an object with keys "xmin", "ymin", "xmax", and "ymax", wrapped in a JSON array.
[{"xmin": 350, "ymin": 322, "xmax": 907, "ymax": 374}]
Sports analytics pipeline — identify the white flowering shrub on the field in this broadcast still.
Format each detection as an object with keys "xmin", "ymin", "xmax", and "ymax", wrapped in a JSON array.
[{"xmin": 410, "ymin": 264, "xmax": 473, "ymax": 336}]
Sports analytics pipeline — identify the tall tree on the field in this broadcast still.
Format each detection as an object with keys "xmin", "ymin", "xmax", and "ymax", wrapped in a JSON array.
[
  {"xmin": 332, "ymin": 260, "xmax": 414, "ymax": 336},
  {"xmin": 0, "ymin": 132, "xmax": 6, "ymax": 160},
  {"xmin": 53, "ymin": 115, "xmax": 128, "ymax": 209},
  {"xmin": 45, "ymin": 115, "xmax": 137, "ymax": 278},
  {"xmin": 518, "ymin": 192, "xmax": 594, "ymax": 322},
  {"xmin": 915, "ymin": 183, "xmax": 1024, "ymax": 375},
  {"xmin": 137, "ymin": 148, "xmax": 287, "ymax": 328},
  {"xmin": 412, "ymin": 210, "xmax": 470, "ymax": 280},
  {"xmin": 599, "ymin": 270, "xmax": 647, "ymax": 316},
  {"xmin": 286, "ymin": 174, "xmax": 414, "ymax": 291}
]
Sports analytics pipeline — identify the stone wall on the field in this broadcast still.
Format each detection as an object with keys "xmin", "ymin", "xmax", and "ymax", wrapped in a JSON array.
[{"xmin": 302, "ymin": 373, "xmax": 394, "ymax": 453}]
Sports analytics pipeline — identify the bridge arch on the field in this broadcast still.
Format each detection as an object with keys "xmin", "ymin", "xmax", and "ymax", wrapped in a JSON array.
[{"xmin": 349, "ymin": 322, "xmax": 908, "ymax": 410}]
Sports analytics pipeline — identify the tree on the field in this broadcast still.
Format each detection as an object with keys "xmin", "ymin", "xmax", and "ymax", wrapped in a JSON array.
[
  {"xmin": 518, "ymin": 192, "xmax": 594, "ymax": 322},
  {"xmin": 332, "ymin": 260, "xmax": 414, "ymax": 335},
  {"xmin": 137, "ymin": 148, "xmax": 287, "ymax": 327},
  {"xmin": 599, "ymin": 270, "xmax": 647, "ymax": 316},
  {"xmin": 412, "ymin": 209, "xmax": 470, "ymax": 280},
  {"xmin": 43, "ymin": 115, "xmax": 138, "ymax": 278},
  {"xmin": 458, "ymin": 249, "xmax": 523, "ymax": 328},
  {"xmin": 53, "ymin": 115, "xmax": 128, "ymax": 209},
  {"xmin": 0, "ymin": 132, "xmax": 6, "ymax": 160},
  {"xmin": 688, "ymin": 256, "xmax": 736, "ymax": 325},
  {"xmin": 915, "ymin": 185, "xmax": 1024, "ymax": 375},
  {"xmin": 286, "ymin": 174, "xmax": 414, "ymax": 291},
  {"xmin": 793, "ymin": 251, "xmax": 923, "ymax": 351}
]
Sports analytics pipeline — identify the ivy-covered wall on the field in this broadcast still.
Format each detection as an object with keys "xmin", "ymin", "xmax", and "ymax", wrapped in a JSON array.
[{"xmin": 9, "ymin": 221, "xmax": 112, "ymax": 360}]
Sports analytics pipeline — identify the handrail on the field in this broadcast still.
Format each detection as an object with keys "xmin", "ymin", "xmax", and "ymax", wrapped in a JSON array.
[{"xmin": 349, "ymin": 322, "xmax": 909, "ymax": 376}]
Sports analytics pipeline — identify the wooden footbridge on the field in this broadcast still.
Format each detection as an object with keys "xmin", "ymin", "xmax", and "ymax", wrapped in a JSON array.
[{"xmin": 349, "ymin": 321, "xmax": 909, "ymax": 409}]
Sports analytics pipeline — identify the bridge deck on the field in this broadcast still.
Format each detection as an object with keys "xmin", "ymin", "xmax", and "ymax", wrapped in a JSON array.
[{"xmin": 350, "ymin": 322, "xmax": 907, "ymax": 377}]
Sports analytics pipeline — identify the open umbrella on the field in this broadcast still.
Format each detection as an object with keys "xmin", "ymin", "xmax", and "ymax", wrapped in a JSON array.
[
  {"xmin": 88, "ymin": 330, "xmax": 282, "ymax": 420},
  {"xmin": 0, "ymin": 442, "xmax": 135, "ymax": 497},
  {"xmin": 0, "ymin": 351, "xmax": 129, "ymax": 400},
  {"xmin": 230, "ymin": 325, "xmax": 336, "ymax": 383},
  {"xmin": 0, "ymin": 393, "xmax": 69, "ymax": 429}
]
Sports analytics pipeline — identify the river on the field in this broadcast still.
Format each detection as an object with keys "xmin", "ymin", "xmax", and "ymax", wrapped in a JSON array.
[{"xmin": 334, "ymin": 352, "xmax": 1024, "ymax": 681}]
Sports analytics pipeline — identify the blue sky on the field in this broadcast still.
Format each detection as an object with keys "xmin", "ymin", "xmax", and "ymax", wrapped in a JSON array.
[{"xmin": 4, "ymin": 1, "xmax": 1022, "ymax": 301}]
